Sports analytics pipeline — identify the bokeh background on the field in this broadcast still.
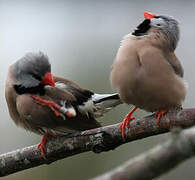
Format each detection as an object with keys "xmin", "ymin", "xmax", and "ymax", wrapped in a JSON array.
[{"xmin": 0, "ymin": 0, "xmax": 194, "ymax": 179}]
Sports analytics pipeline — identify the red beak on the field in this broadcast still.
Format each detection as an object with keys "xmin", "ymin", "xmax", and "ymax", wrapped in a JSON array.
[
  {"xmin": 144, "ymin": 11, "xmax": 156, "ymax": 19},
  {"xmin": 41, "ymin": 72, "xmax": 55, "ymax": 87}
]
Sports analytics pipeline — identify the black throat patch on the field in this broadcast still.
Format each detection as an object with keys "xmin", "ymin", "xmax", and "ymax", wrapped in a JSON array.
[
  {"xmin": 14, "ymin": 84, "xmax": 45, "ymax": 95},
  {"xmin": 132, "ymin": 19, "xmax": 151, "ymax": 36}
]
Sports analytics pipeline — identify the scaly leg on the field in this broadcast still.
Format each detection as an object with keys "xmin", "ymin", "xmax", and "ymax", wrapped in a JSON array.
[
  {"xmin": 38, "ymin": 134, "xmax": 55, "ymax": 157},
  {"xmin": 119, "ymin": 107, "xmax": 137, "ymax": 138},
  {"xmin": 155, "ymin": 109, "xmax": 166, "ymax": 124}
]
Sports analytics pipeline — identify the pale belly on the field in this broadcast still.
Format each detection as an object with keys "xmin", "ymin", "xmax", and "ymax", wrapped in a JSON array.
[{"xmin": 118, "ymin": 70, "xmax": 186, "ymax": 112}]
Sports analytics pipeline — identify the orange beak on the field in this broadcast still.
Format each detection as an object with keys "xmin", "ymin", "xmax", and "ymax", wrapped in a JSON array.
[
  {"xmin": 144, "ymin": 11, "xmax": 156, "ymax": 19},
  {"xmin": 41, "ymin": 72, "xmax": 55, "ymax": 87}
]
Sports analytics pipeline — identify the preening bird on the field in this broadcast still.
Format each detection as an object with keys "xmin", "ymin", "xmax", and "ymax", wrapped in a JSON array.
[
  {"xmin": 5, "ymin": 52, "xmax": 122, "ymax": 156},
  {"xmin": 110, "ymin": 11, "xmax": 186, "ymax": 138}
]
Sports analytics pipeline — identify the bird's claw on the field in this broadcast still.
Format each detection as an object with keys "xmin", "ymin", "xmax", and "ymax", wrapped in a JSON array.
[
  {"xmin": 119, "ymin": 116, "xmax": 135, "ymax": 139},
  {"xmin": 119, "ymin": 107, "xmax": 137, "ymax": 139},
  {"xmin": 155, "ymin": 109, "xmax": 166, "ymax": 124},
  {"xmin": 60, "ymin": 100, "xmax": 76, "ymax": 118}
]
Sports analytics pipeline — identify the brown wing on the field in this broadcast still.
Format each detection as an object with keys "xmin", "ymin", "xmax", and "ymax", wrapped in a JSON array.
[
  {"xmin": 166, "ymin": 53, "xmax": 184, "ymax": 77},
  {"xmin": 54, "ymin": 76, "xmax": 84, "ymax": 91},
  {"xmin": 53, "ymin": 76, "xmax": 94, "ymax": 105}
]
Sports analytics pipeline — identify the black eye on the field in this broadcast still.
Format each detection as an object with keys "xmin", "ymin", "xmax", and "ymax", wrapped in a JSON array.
[
  {"xmin": 157, "ymin": 24, "xmax": 161, "ymax": 26},
  {"xmin": 32, "ymin": 73, "xmax": 42, "ymax": 81}
]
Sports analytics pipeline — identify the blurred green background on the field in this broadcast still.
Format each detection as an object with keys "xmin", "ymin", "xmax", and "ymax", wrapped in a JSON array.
[{"xmin": 0, "ymin": 0, "xmax": 194, "ymax": 179}]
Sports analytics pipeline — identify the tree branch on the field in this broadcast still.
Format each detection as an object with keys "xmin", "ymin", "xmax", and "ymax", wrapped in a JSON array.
[
  {"xmin": 93, "ymin": 126, "xmax": 195, "ymax": 180},
  {"xmin": 1, "ymin": 108, "xmax": 195, "ymax": 177}
]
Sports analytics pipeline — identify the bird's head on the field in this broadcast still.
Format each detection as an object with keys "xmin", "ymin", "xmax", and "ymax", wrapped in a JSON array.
[
  {"xmin": 132, "ymin": 11, "xmax": 180, "ymax": 51},
  {"xmin": 13, "ymin": 52, "xmax": 55, "ymax": 94}
]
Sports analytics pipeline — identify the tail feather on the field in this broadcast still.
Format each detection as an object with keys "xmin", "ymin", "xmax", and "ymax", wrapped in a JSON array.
[
  {"xmin": 92, "ymin": 93, "xmax": 120, "ymax": 103},
  {"xmin": 92, "ymin": 93, "xmax": 122, "ymax": 118}
]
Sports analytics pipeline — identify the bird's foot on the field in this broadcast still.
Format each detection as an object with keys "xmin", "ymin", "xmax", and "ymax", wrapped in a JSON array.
[
  {"xmin": 119, "ymin": 107, "xmax": 137, "ymax": 138},
  {"xmin": 29, "ymin": 95, "xmax": 75, "ymax": 118},
  {"xmin": 30, "ymin": 94, "xmax": 61, "ymax": 116},
  {"xmin": 38, "ymin": 134, "xmax": 55, "ymax": 158},
  {"xmin": 119, "ymin": 116, "xmax": 135, "ymax": 138},
  {"xmin": 155, "ymin": 109, "xmax": 166, "ymax": 124}
]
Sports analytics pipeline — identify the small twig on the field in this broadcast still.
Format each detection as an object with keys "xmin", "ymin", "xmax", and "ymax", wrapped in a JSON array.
[{"xmin": 1, "ymin": 108, "xmax": 195, "ymax": 177}]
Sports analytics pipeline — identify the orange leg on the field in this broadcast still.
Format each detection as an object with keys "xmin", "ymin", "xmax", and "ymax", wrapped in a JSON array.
[
  {"xmin": 155, "ymin": 109, "xmax": 166, "ymax": 124},
  {"xmin": 29, "ymin": 95, "xmax": 74, "ymax": 117},
  {"xmin": 38, "ymin": 134, "xmax": 55, "ymax": 157},
  {"xmin": 119, "ymin": 107, "xmax": 137, "ymax": 138}
]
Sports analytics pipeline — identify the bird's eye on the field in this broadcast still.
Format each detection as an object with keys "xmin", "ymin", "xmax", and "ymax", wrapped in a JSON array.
[
  {"xmin": 32, "ymin": 73, "xmax": 42, "ymax": 81},
  {"xmin": 156, "ymin": 24, "xmax": 161, "ymax": 26}
]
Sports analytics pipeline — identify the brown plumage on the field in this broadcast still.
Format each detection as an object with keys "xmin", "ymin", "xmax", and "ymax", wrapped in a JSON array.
[
  {"xmin": 110, "ymin": 12, "xmax": 186, "ymax": 137},
  {"xmin": 5, "ymin": 52, "xmax": 122, "ymax": 156}
]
